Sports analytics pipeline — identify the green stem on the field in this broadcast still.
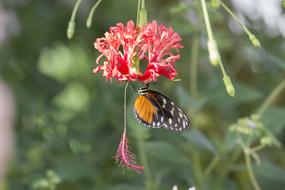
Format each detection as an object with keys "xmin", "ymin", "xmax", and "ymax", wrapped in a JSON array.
[
  {"xmin": 70, "ymin": 0, "xmax": 82, "ymax": 24},
  {"xmin": 136, "ymin": 0, "xmax": 141, "ymax": 25},
  {"xmin": 257, "ymin": 79, "xmax": 285, "ymax": 116},
  {"xmin": 192, "ymin": 153, "xmax": 203, "ymax": 189},
  {"xmin": 86, "ymin": 0, "xmax": 103, "ymax": 28},
  {"xmin": 190, "ymin": 35, "xmax": 200, "ymax": 98},
  {"xmin": 218, "ymin": 148, "xmax": 241, "ymax": 183},
  {"xmin": 67, "ymin": 0, "xmax": 82, "ymax": 39},
  {"xmin": 141, "ymin": 0, "xmax": 145, "ymax": 9},
  {"xmin": 137, "ymin": 0, "xmax": 147, "ymax": 27},
  {"xmin": 220, "ymin": 1, "xmax": 260, "ymax": 47},
  {"xmin": 204, "ymin": 154, "xmax": 220, "ymax": 178},
  {"xmin": 244, "ymin": 152, "xmax": 261, "ymax": 190},
  {"xmin": 137, "ymin": 139, "xmax": 154, "ymax": 190},
  {"xmin": 123, "ymin": 83, "xmax": 129, "ymax": 131},
  {"xmin": 251, "ymin": 144, "xmax": 266, "ymax": 153},
  {"xmin": 220, "ymin": 1, "xmax": 248, "ymax": 33},
  {"xmin": 200, "ymin": 0, "xmax": 235, "ymax": 97},
  {"xmin": 200, "ymin": 0, "xmax": 214, "ymax": 41}
]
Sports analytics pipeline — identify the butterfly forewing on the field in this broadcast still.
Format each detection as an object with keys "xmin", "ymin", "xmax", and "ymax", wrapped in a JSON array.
[
  {"xmin": 133, "ymin": 95, "xmax": 161, "ymax": 128},
  {"xmin": 133, "ymin": 87, "xmax": 190, "ymax": 132}
]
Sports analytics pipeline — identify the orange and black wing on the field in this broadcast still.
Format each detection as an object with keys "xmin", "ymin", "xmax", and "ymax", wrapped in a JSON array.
[
  {"xmin": 133, "ymin": 95, "xmax": 162, "ymax": 128},
  {"xmin": 133, "ymin": 90, "xmax": 190, "ymax": 132}
]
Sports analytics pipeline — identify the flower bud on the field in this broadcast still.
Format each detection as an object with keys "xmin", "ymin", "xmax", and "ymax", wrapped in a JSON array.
[
  {"xmin": 260, "ymin": 136, "xmax": 272, "ymax": 146},
  {"xmin": 172, "ymin": 185, "xmax": 179, "ymax": 190},
  {"xmin": 207, "ymin": 40, "xmax": 220, "ymax": 66},
  {"xmin": 223, "ymin": 75, "xmax": 235, "ymax": 97},
  {"xmin": 86, "ymin": 17, "xmax": 92, "ymax": 28},
  {"xmin": 67, "ymin": 21, "xmax": 75, "ymax": 39},
  {"xmin": 211, "ymin": 0, "xmax": 220, "ymax": 8},
  {"xmin": 249, "ymin": 33, "xmax": 261, "ymax": 47}
]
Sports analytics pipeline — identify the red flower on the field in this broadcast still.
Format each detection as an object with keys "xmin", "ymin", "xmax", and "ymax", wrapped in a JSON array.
[
  {"xmin": 115, "ymin": 128, "xmax": 144, "ymax": 173},
  {"xmin": 93, "ymin": 20, "xmax": 183, "ymax": 83}
]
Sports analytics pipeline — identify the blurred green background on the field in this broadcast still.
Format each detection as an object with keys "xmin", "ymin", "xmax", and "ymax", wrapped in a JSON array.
[{"xmin": 0, "ymin": 0, "xmax": 285, "ymax": 190}]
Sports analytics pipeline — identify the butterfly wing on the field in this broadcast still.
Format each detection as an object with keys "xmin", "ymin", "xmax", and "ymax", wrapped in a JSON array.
[
  {"xmin": 149, "ymin": 90, "xmax": 190, "ymax": 132},
  {"xmin": 133, "ymin": 90, "xmax": 190, "ymax": 132},
  {"xmin": 133, "ymin": 95, "xmax": 162, "ymax": 128}
]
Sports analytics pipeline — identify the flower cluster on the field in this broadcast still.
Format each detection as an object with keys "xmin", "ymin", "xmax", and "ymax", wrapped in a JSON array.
[{"xmin": 93, "ymin": 20, "xmax": 183, "ymax": 83}]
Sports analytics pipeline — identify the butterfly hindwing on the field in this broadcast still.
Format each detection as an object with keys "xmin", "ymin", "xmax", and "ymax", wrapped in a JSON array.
[{"xmin": 148, "ymin": 90, "xmax": 190, "ymax": 132}]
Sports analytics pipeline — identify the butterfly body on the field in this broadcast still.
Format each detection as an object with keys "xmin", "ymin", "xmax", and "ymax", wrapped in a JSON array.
[{"xmin": 133, "ymin": 84, "xmax": 190, "ymax": 132}]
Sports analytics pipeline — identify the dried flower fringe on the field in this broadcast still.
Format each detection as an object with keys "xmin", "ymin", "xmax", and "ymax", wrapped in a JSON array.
[{"xmin": 115, "ymin": 128, "xmax": 144, "ymax": 174}]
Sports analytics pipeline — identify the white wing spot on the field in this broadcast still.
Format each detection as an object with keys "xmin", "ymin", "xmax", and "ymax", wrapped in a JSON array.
[
  {"xmin": 179, "ymin": 112, "xmax": 183, "ymax": 118},
  {"xmin": 171, "ymin": 101, "xmax": 174, "ymax": 105},
  {"xmin": 161, "ymin": 117, "xmax": 164, "ymax": 122},
  {"xmin": 168, "ymin": 118, "xmax": 173, "ymax": 124}
]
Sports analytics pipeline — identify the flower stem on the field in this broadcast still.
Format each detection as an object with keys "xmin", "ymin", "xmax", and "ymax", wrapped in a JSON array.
[
  {"xmin": 190, "ymin": 35, "xmax": 200, "ymax": 98},
  {"xmin": 86, "ymin": 0, "xmax": 103, "ymax": 28},
  {"xmin": 136, "ymin": 0, "xmax": 141, "ymax": 25},
  {"xmin": 257, "ymin": 79, "xmax": 285, "ymax": 116},
  {"xmin": 204, "ymin": 154, "xmax": 220, "ymax": 178},
  {"xmin": 220, "ymin": 1, "xmax": 260, "ymax": 47},
  {"xmin": 200, "ymin": 0, "xmax": 235, "ymax": 97},
  {"xmin": 67, "ymin": 0, "xmax": 82, "ymax": 39},
  {"xmin": 244, "ymin": 151, "xmax": 261, "ymax": 190},
  {"xmin": 124, "ymin": 83, "xmax": 129, "ymax": 131},
  {"xmin": 251, "ymin": 144, "xmax": 266, "ymax": 153},
  {"xmin": 141, "ymin": 0, "xmax": 145, "ymax": 9},
  {"xmin": 200, "ymin": 0, "xmax": 214, "ymax": 41},
  {"xmin": 137, "ymin": 0, "xmax": 147, "ymax": 27},
  {"xmin": 192, "ymin": 153, "xmax": 203, "ymax": 189}
]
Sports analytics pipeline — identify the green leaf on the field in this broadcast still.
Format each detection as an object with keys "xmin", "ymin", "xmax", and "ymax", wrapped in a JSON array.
[
  {"xmin": 56, "ymin": 159, "xmax": 94, "ymax": 181},
  {"xmin": 262, "ymin": 107, "xmax": 285, "ymax": 133},
  {"xmin": 38, "ymin": 44, "xmax": 89, "ymax": 82},
  {"xmin": 144, "ymin": 141, "xmax": 190, "ymax": 164},
  {"xmin": 176, "ymin": 86, "xmax": 205, "ymax": 111},
  {"xmin": 255, "ymin": 161, "xmax": 285, "ymax": 187},
  {"xmin": 206, "ymin": 83, "xmax": 263, "ymax": 106},
  {"xmin": 183, "ymin": 129, "xmax": 217, "ymax": 154},
  {"xmin": 109, "ymin": 184, "xmax": 143, "ymax": 190},
  {"xmin": 53, "ymin": 83, "xmax": 90, "ymax": 112}
]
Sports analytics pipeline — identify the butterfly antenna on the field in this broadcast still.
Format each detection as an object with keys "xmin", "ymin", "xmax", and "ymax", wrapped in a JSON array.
[{"xmin": 151, "ymin": 78, "xmax": 182, "ymax": 85}]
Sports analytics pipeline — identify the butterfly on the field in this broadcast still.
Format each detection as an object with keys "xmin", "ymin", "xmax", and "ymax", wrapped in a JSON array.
[{"xmin": 133, "ymin": 84, "xmax": 190, "ymax": 132}]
